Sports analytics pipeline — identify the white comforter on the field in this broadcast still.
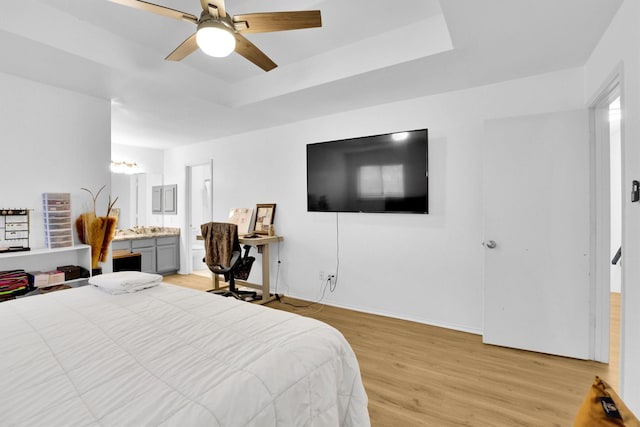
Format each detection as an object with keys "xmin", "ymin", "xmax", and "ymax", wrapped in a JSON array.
[{"xmin": 0, "ymin": 284, "xmax": 370, "ymax": 426}]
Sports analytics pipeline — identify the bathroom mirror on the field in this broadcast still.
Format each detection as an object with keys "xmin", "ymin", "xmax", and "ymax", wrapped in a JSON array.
[{"xmin": 111, "ymin": 172, "xmax": 164, "ymax": 230}]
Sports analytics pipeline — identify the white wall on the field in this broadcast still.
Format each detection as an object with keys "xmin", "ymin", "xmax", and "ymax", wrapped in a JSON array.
[
  {"xmin": 584, "ymin": 0, "xmax": 640, "ymax": 412},
  {"xmin": 0, "ymin": 71, "xmax": 111, "ymax": 250},
  {"xmin": 164, "ymin": 68, "xmax": 584, "ymax": 334}
]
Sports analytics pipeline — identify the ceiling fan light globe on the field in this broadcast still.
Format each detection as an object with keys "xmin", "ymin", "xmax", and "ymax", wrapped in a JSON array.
[{"xmin": 196, "ymin": 25, "xmax": 236, "ymax": 57}]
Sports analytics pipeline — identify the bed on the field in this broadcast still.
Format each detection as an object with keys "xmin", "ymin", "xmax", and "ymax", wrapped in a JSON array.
[{"xmin": 0, "ymin": 277, "xmax": 370, "ymax": 426}]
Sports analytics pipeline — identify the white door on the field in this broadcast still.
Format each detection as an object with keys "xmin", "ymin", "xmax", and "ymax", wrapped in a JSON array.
[{"xmin": 482, "ymin": 110, "xmax": 591, "ymax": 359}]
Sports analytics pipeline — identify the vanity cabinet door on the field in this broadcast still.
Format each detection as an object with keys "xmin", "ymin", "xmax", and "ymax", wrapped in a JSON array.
[
  {"xmin": 156, "ymin": 236, "xmax": 179, "ymax": 274},
  {"xmin": 132, "ymin": 238, "xmax": 156, "ymax": 274},
  {"xmin": 163, "ymin": 185, "xmax": 177, "ymax": 215},
  {"xmin": 151, "ymin": 186, "xmax": 163, "ymax": 214},
  {"xmin": 137, "ymin": 246, "xmax": 156, "ymax": 273},
  {"xmin": 156, "ymin": 245, "xmax": 178, "ymax": 273}
]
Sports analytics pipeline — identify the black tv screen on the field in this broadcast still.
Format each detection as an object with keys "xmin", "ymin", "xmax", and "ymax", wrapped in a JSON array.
[{"xmin": 307, "ymin": 129, "xmax": 428, "ymax": 213}]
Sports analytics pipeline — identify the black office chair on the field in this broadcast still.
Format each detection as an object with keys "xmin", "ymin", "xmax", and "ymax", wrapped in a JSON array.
[{"xmin": 201, "ymin": 222, "xmax": 257, "ymax": 301}]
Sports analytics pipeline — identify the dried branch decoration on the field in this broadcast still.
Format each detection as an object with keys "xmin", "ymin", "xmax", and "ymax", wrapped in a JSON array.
[
  {"xmin": 80, "ymin": 185, "xmax": 118, "ymax": 216},
  {"xmin": 76, "ymin": 185, "xmax": 119, "ymax": 270}
]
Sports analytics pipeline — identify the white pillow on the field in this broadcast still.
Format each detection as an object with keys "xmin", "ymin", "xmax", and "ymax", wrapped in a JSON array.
[{"xmin": 89, "ymin": 271, "xmax": 163, "ymax": 294}]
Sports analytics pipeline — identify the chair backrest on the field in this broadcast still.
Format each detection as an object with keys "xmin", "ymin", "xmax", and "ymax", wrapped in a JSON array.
[{"xmin": 200, "ymin": 222, "xmax": 240, "ymax": 268}]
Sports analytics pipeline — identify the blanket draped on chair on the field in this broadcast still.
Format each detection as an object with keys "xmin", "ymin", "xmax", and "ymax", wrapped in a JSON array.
[{"xmin": 201, "ymin": 222, "xmax": 237, "ymax": 268}]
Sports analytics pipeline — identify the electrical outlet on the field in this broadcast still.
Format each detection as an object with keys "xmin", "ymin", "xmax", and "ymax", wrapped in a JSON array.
[
  {"xmin": 327, "ymin": 273, "xmax": 336, "ymax": 287},
  {"xmin": 319, "ymin": 271, "xmax": 324, "ymax": 281}
]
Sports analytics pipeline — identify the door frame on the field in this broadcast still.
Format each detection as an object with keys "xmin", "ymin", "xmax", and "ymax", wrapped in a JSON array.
[
  {"xmin": 588, "ymin": 64, "xmax": 624, "ymax": 364},
  {"xmin": 184, "ymin": 160, "xmax": 214, "ymax": 274}
]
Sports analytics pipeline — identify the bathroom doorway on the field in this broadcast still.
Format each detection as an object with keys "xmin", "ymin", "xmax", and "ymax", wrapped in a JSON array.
[
  {"xmin": 609, "ymin": 96, "xmax": 622, "ymax": 294},
  {"xmin": 186, "ymin": 161, "xmax": 213, "ymax": 276},
  {"xmin": 608, "ymin": 95, "xmax": 622, "ymax": 374},
  {"xmin": 589, "ymin": 70, "xmax": 623, "ymax": 367}
]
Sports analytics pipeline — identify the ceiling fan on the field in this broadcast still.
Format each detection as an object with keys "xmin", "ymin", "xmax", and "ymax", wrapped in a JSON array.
[{"xmin": 109, "ymin": 0, "xmax": 322, "ymax": 71}]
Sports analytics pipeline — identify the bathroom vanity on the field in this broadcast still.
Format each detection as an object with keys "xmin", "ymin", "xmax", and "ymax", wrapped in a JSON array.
[{"xmin": 112, "ymin": 227, "xmax": 179, "ymax": 275}]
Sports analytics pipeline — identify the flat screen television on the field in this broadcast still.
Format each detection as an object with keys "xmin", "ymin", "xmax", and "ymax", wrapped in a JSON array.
[{"xmin": 307, "ymin": 129, "xmax": 428, "ymax": 213}]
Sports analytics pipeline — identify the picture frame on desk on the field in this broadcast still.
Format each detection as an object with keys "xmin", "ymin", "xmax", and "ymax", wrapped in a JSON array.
[
  {"xmin": 228, "ymin": 208, "xmax": 253, "ymax": 235},
  {"xmin": 252, "ymin": 203, "xmax": 276, "ymax": 235}
]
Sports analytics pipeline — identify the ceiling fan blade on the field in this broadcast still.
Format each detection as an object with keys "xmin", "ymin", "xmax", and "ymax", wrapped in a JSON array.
[
  {"xmin": 165, "ymin": 33, "xmax": 199, "ymax": 61},
  {"xmin": 200, "ymin": 0, "xmax": 226, "ymax": 17},
  {"xmin": 234, "ymin": 33, "xmax": 277, "ymax": 72},
  {"xmin": 233, "ymin": 11, "xmax": 321, "ymax": 34},
  {"xmin": 109, "ymin": 0, "xmax": 198, "ymax": 24}
]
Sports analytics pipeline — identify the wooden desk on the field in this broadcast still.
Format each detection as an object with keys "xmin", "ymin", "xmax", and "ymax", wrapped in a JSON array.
[{"xmin": 211, "ymin": 235, "xmax": 283, "ymax": 304}]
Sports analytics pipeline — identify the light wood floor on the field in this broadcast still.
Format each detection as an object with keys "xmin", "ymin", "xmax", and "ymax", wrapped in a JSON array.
[{"xmin": 164, "ymin": 274, "xmax": 620, "ymax": 427}]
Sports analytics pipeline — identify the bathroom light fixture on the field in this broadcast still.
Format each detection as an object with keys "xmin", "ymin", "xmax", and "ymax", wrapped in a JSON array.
[
  {"xmin": 111, "ymin": 160, "xmax": 140, "ymax": 175},
  {"xmin": 196, "ymin": 17, "xmax": 236, "ymax": 58}
]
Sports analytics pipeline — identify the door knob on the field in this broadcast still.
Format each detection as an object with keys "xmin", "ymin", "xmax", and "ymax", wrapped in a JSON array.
[{"xmin": 483, "ymin": 240, "xmax": 497, "ymax": 249}]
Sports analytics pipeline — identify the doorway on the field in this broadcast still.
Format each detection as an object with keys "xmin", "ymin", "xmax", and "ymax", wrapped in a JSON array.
[
  {"xmin": 608, "ymin": 96, "xmax": 622, "ymax": 374},
  {"xmin": 186, "ymin": 161, "xmax": 213, "ymax": 277},
  {"xmin": 609, "ymin": 96, "xmax": 622, "ymax": 294},
  {"xmin": 589, "ymin": 71, "xmax": 623, "ymax": 366}
]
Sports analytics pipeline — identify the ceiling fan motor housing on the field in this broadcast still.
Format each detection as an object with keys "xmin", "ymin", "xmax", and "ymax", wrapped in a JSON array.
[{"xmin": 196, "ymin": 12, "xmax": 236, "ymax": 57}]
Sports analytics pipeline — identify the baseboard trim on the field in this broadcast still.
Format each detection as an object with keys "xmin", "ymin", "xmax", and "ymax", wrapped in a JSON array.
[{"xmin": 283, "ymin": 292, "xmax": 482, "ymax": 336}]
